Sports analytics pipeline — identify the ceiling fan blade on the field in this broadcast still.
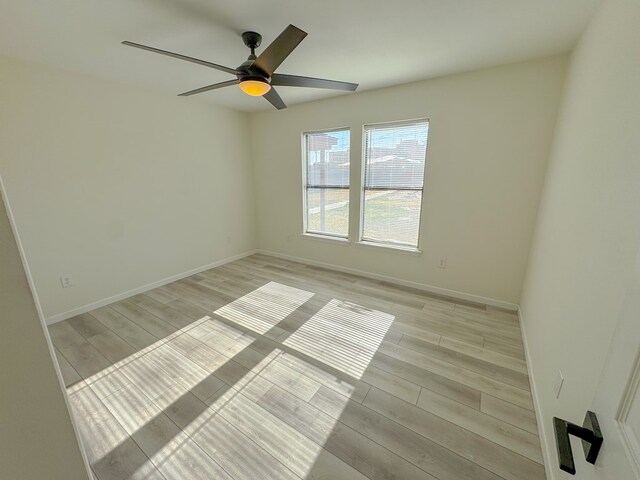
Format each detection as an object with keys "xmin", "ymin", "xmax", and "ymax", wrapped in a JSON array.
[
  {"xmin": 271, "ymin": 73, "xmax": 358, "ymax": 91},
  {"xmin": 253, "ymin": 25, "xmax": 307, "ymax": 76},
  {"xmin": 178, "ymin": 79, "xmax": 239, "ymax": 96},
  {"xmin": 264, "ymin": 87, "xmax": 287, "ymax": 110},
  {"xmin": 122, "ymin": 41, "xmax": 239, "ymax": 75}
]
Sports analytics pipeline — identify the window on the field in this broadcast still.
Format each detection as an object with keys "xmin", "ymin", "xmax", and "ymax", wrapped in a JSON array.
[
  {"xmin": 303, "ymin": 128, "xmax": 350, "ymax": 238},
  {"xmin": 361, "ymin": 119, "xmax": 429, "ymax": 249}
]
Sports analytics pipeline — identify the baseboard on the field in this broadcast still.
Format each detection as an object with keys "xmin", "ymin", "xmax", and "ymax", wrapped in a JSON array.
[
  {"xmin": 518, "ymin": 306, "xmax": 555, "ymax": 480},
  {"xmin": 257, "ymin": 249, "xmax": 518, "ymax": 311},
  {"xmin": 45, "ymin": 249, "xmax": 258, "ymax": 325}
]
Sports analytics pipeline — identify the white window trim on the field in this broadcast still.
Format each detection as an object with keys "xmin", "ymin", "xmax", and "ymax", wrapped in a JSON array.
[
  {"xmin": 301, "ymin": 126, "xmax": 351, "ymax": 240},
  {"xmin": 356, "ymin": 240, "xmax": 422, "ymax": 255},
  {"xmin": 301, "ymin": 233, "xmax": 351, "ymax": 245},
  {"xmin": 359, "ymin": 118, "xmax": 430, "ymax": 250}
]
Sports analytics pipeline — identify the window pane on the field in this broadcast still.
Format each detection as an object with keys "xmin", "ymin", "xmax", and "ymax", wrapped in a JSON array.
[
  {"xmin": 362, "ymin": 120, "xmax": 428, "ymax": 247},
  {"xmin": 305, "ymin": 130, "xmax": 350, "ymax": 187},
  {"xmin": 306, "ymin": 188, "xmax": 349, "ymax": 237},
  {"xmin": 362, "ymin": 190, "xmax": 422, "ymax": 247},
  {"xmin": 304, "ymin": 128, "xmax": 350, "ymax": 237},
  {"xmin": 364, "ymin": 122, "xmax": 428, "ymax": 189}
]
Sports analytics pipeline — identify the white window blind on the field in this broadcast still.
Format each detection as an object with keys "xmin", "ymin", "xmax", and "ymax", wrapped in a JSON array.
[
  {"xmin": 303, "ymin": 128, "xmax": 350, "ymax": 238},
  {"xmin": 361, "ymin": 119, "xmax": 429, "ymax": 248}
]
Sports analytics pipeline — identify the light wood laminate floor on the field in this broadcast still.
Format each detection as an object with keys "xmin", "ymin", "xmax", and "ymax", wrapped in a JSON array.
[{"xmin": 49, "ymin": 254, "xmax": 545, "ymax": 480}]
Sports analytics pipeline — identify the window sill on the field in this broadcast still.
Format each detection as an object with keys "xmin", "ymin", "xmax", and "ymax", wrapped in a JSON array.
[
  {"xmin": 301, "ymin": 233, "xmax": 351, "ymax": 246},
  {"xmin": 356, "ymin": 241, "xmax": 422, "ymax": 256}
]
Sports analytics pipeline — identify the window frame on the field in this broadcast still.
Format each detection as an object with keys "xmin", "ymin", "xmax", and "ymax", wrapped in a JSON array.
[
  {"xmin": 359, "ymin": 118, "xmax": 430, "ymax": 251},
  {"xmin": 301, "ymin": 126, "xmax": 351, "ymax": 240}
]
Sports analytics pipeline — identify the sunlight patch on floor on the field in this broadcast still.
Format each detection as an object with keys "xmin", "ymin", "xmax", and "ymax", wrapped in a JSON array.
[
  {"xmin": 284, "ymin": 299, "xmax": 394, "ymax": 378},
  {"xmin": 214, "ymin": 281, "xmax": 314, "ymax": 334}
]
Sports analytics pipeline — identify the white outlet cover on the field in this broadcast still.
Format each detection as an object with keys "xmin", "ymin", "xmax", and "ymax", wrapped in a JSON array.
[
  {"xmin": 554, "ymin": 370, "xmax": 564, "ymax": 398},
  {"xmin": 438, "ymin": 258, "xmax": 447, "ymax": 268},
  {"xmin": 60, "ymin": 275, "xmax": 73, "ymax": 288}
]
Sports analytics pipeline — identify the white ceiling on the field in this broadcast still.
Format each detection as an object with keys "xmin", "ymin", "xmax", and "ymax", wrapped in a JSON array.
[{"xmin": 0, "ymin": 0, "xmax": 600, "ymax": 112}]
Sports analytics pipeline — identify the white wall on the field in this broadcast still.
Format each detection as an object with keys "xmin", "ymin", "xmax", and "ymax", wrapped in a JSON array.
[
  {"xmin": 519, "ymin": 0, "xmax": 640, "ymax": 477},
  {"xmin": 250, "ymin": 56, "xmax": 567, "ymax": 306},
  {"xmin": 0, "ymin": 182, "xmax": 89, "ymax": 479},
  {"xmin": 0, "ymin": 56, "xmax": 257, "ymax": 321}
]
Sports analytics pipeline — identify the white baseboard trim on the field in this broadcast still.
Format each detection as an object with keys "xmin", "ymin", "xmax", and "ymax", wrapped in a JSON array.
[
  {"xmin": 45, "ymin": 249, "xmax": 258, "ymax": 325},
  {"xmin": 518, "ymin": 306, "xmax": 554, "ymax": 480},
  {"xmin": 257, "ymin": 249, "xmax": 518, "ymax": 311}
]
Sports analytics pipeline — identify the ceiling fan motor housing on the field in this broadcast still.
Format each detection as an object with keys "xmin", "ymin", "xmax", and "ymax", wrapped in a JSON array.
[{"xmin": 242, "ymin": 31, "xmax": 262, "ymax": 50}]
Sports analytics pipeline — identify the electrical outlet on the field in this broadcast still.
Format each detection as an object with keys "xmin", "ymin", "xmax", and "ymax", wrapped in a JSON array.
[
  {"xmin": 226, "ymin": 235, "xmax": 232, "ymax": 244},
  {"xmin": 438, "ymin": 258, "xmax": 447, "ymax": 269},
  {"xmin": 60, "ymin": 275, "xmax": 73, "ymax": 288},
  {"xmin": 554, "ymin": 370, "xmax": 564, "ymax": 398},
  {"xmin": 286, "ymin": 234, "xmax": 292, "ymax": 242}
]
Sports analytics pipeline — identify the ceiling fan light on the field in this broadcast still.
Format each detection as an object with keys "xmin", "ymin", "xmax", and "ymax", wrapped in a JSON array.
[{"xmin": 238, "ymin": 79, "xmax": 271, "ymax": 97}]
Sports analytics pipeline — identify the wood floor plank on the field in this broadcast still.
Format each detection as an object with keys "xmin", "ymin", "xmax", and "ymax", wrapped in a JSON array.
[
  {"xmin": 165, "ymin": 333, "xmax": 230, "ymax": 375},
  {"xmin": 91, "ymin": 307, "xmax": 159, "ymax": 350},
  {"xmin": 379, "ymin": 341, "xmax": 534, "ymax": 410},
  {"xmin": 49, "ymin": 320, "xmax": 87, "ymax": 350},
  {"xmin": 229, "ymin": 369, "xmax": 275, "ymax": 404},
  {"xmin": 416, "ymin": 388, "xmax": 543, "ymax": 463},
  {"xmin": 87, "ymin": 330, "xmax": 136, "ymax": 363},
  {"xmin": 440, "ymin": 336, "xmax": 528, "ymax": 374},
  {"xmin": 67, "ymin": 312, "xmax": 110, "ymax": 339},
  {"xmin": 399, "ymin": 334, "xmax": 531, "ymax": 390},
  {"xmin": 159, "ymin": 282, "xmax": 220, "ymax": 311},
  {"xmin": 135, "ymin": 295, "xmax": 198, "ymax": 330},
  {"xmin": 388, "ymin": 322, "xmax": 442, "ymax": 345},
  {"xmin": 361, "ymin": 365, "xmax": 421, "ymax": 404},
  {"xmin": 400, "ymin": 306, "xmax": 524, "ymax": 346},
  {"xmin": 184, "ymin": 317, "xmax": 233, "ymax": 341},
  {"xmin": 455, "ymin": 303, "xmax": 519, "ymax": 324},
  {"xmin": 139, "ymin": 287, "xmax": 178, "ymax": 305},
  {"xmin": 151, "ymin": 383, "xmax": 210, "ymax": 430},
  {"xmin": 54, "ymin": 347, "xmax": 81, "ymax": 387},
  {"xmin": 483, "ymin": 337, "xmax": 526, "ymax": 360},
  {"xmin": 85, "ymin": 367, "xmax": 131, "ymax": 399},
  {"xmin": 363, "ymin": 387, "xmax": 546, "ymax": 480},
  {"xmin": 441, "ymin": 312, "xmax": 525, "ymax": 346},
  {"xmin": 259, "ymin": 356, "xmax": 322, "ymax": 401},
  {"xmin": 92, "ymin": 437, "xmax": 166, "ymax": 480},
  {"xmin": 480, "ymin": 393, "xmax": 540, "ymax": 435},
  {"xmin": 371, "ymin": 352, "xmax": 481, "ymax": 409},
  {"xmin": 53, "ymin": 326, "xmax": 113, "ymax": 379},
  {"xmin": 118, "ymin": 351, "xmax": 178, "ymax": 401},
  {"xmin": 164, "ymin": 298, "xmax": 212, "ymax": 321},
  {"xmin": 391, "ymin": 312, "xmax": 485, "ymax": 346},
  {"xmin": 110, "ymin": 300, "xmax": 178, "ymax": 339}
]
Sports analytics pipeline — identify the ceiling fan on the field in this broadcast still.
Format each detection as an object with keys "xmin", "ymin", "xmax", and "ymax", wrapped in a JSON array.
[{"xmin": 122, "ymin": 24, "xmax": 358, "ymax": 110}]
